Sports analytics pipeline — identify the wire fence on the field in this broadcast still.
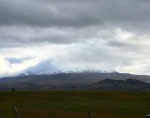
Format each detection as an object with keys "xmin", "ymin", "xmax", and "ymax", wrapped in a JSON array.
[
  {"xmin": 1, "ymin": 106, "xmax": 144, "ymax": 118},
  {"xmin": 1, "ymin": 106, "xmax": 109, "ymax": 118}
]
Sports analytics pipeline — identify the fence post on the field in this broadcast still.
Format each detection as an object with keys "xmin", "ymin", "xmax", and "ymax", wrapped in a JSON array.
[
  {"xmin": 14, "ymin": 106, "xmax": 19, "ymax": 118},
  {"xmin": 88, "ymin": 112, "xmax": 93, "ymax": 118}
]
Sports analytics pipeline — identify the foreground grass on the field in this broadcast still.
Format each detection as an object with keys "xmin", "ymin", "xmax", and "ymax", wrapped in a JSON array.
[{"xmin": 0, "ymin": 91, "xmax": 150, "ymax": 118}]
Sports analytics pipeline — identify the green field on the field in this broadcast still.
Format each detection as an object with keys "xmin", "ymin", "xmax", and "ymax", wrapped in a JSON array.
[{"xmin": 0, "ymin": 91, "xmax": 150, "ymax": 118}]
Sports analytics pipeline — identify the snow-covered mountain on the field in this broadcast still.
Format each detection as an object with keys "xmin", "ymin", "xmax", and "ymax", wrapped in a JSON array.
[
  {"xmin": 0, "ymin": 69, "xmax": 150, "ymax": 84},
  {"xmin": 21, "ymin": 68, "xmax": 108, "ymax": 76}
]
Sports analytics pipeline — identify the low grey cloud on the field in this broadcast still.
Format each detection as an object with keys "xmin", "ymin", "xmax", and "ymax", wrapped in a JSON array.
[
  {"xmin": 24, "ymin": 60, "xmax": 59, "ymax": 74},
  {"xmin": 0, "ymin": 26, "xmax": 103, "ymax": 48}
]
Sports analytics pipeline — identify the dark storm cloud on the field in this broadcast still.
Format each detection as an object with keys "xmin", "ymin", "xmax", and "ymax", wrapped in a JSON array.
[
  {"xmin": 0, "ymin": 0, "xmax": 150, "ymax": 46},
  {"xmin": 0, "ymin": 0, "xmax": 149, "ymax": 29},
  {"xmin": 0, "ymin": 0, "xmax": 103, "ymax": 27}
]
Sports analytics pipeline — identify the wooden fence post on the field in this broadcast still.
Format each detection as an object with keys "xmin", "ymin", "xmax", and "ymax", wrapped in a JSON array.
[
  {"xmin": 14, "ymin": 106, "xmax": 19, "ymax": 118},
  {"xmin": 88, "ymin": 112, "xmax": 93, "ymax": 118}
]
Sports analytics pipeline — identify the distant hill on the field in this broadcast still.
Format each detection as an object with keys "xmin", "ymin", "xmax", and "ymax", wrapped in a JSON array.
[{"xmin": 91, "ymin": 78, "xmax": 150, "ymax": 91}]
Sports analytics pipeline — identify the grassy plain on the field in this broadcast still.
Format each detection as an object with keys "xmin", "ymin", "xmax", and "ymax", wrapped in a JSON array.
[{"xmin": 0, "ymin": 91, "xmax": 150, "ymax": 118}]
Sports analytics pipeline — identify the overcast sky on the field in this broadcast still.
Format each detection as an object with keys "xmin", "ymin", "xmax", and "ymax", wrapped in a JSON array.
[{"xmin": 1, "ymin": 0, "xmax": 150, "ymax": 77}]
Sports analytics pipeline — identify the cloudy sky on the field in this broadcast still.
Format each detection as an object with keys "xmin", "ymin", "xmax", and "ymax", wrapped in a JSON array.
[{"xmin": 1, "ymin": 0, "xmax": 150, "ymax": 77}]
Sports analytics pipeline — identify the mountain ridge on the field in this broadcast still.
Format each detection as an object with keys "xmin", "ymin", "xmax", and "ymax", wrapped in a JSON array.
[
  {"xmin": 0, "ymin": 72, "xmax": 150, "ymax": 91},
  {"xmin": 0, "ymin": 71, "xmax": 150, "ymax": 83}
]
